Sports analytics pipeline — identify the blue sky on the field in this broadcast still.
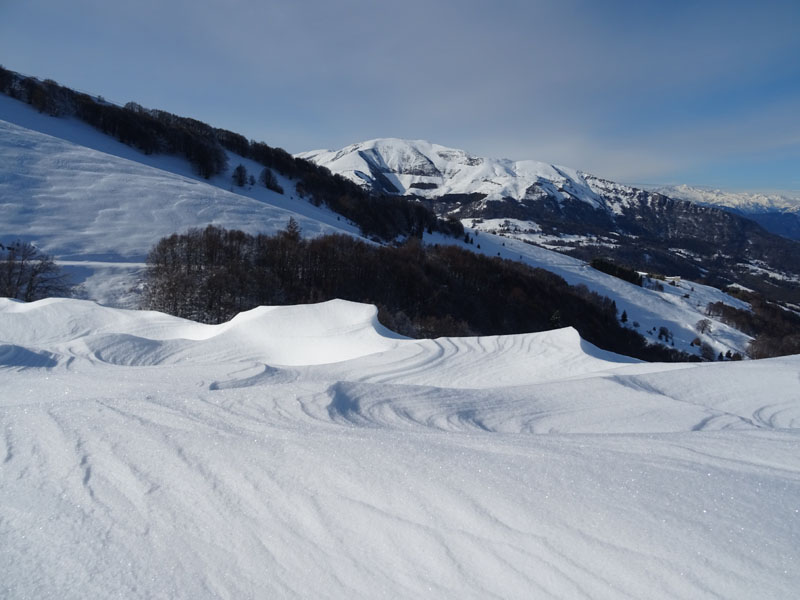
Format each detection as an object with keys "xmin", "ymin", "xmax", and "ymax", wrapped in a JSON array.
[{"xmin": 1, "ymin": 0, "xmax": 798, "ymax": 191}]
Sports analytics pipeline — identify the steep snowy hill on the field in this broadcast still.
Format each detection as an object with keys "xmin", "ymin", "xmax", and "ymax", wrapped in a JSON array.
[
  {"xmin": 2, "ymin": 298, "xmax": 799, "ymax": 599},
  {"xmin": 0, "ymin": 94, "xmax": 363, "ymax": 304}
]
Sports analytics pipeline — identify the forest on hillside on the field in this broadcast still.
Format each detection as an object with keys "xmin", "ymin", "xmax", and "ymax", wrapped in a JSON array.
[
  {"xmin": 0, "ymin": 66, "xmax": 462, "ymax": 242},
  {"xmin": 142, "ymin": 222, "xmax": 696, "ymax": 362}
]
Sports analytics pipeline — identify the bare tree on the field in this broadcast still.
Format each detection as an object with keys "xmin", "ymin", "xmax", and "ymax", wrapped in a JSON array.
[
  {"xmin": 0, "ymin": 241, "xmax": 71, "ymax": 301},
  {"xmin": 695, "ymin": 318, "xmax": 712, "ymax": 335}
]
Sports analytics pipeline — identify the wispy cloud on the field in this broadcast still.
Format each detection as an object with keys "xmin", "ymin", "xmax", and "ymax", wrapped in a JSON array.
[{"xmin": 1, "ymin": 0, "xmax": 798, "ymax": 190}]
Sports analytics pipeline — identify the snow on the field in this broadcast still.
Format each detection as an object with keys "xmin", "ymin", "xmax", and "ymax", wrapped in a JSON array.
[
  {"xmin": 2, "ymin": 297, "xmax": 799, "ymax": 599},
  {"xmin": 0, "ymin": 97, "xmax": 754, "ymax": 357},
  {"xmin": 2, "ymin": 94, "xmax": 799, "ymax": 596}
]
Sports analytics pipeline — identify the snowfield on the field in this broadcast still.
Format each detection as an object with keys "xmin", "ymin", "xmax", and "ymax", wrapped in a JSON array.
[{"xmin": 2, "ymin": 298, "xmax": 799, "ymax": 599}]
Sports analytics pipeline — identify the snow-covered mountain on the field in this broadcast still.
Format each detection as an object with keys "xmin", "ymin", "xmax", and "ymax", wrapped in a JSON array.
[
  {"xmin": 3, "ymin": 76, "xmax": 800, "ymax": 600},
  {"xmin": 649, "ymin": 184, "xmax": 800, "ymax": 214},
  {"xmin": 301, "ymin": 139, "xmax": 800, "ymax": 296},
  {"xmin": 298, "ymin": 138, "xmax": 608, "ymax": 209}
]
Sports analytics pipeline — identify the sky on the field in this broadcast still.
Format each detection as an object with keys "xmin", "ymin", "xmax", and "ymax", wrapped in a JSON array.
[{"xmin": 1, "ymin": 0, "xmax": 799, "ymax": 191}]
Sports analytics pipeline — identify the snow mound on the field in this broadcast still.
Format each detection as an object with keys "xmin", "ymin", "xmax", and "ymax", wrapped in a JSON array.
[{"xmin": 0, "ymin": 298, "xmax": 404, "ymax": 367}]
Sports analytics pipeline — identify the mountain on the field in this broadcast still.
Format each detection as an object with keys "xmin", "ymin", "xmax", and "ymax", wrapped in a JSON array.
[
  {"xmin": 0, "ymin": 91, "xmax": 757, "ymax": 359},
  {"xmin": 298, "ymin": 138, "xmax": 603, "ymax": 207},
  {"xmin": 300, "ymin": 139, "xmax": 800, "ymax": 302},
  {"xmin": 647, "ymin": 184, "xmax": 800, "ymax": 241},
  {"xmin": 4, "ymin": 73, "xmax": 800, "ymax": 600}
]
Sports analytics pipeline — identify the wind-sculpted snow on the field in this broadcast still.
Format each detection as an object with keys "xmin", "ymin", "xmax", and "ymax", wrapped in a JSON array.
[
  {"xmin": 2, "ymin": 301, "xmax": 799, "ymax": 599},
  {"xmin": 0, "ymin": 343, "xmax": 58, "ymax": 369},
  {"xmin": 0, "ymin": 298, "xmax": 403, "ymax": 367}
]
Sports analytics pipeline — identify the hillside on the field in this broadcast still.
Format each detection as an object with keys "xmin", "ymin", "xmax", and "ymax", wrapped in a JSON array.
[
  {"xmin": 2, "ymin": 297, "xmax": 799, "ymax": 599},
  {"xmin": 0, "ymin": 68, "xmax": 461, "ymax": 244}
]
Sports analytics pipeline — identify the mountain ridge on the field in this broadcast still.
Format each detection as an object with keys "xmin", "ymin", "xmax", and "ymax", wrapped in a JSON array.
[
  {"xmin": 300, "ymin": 138, "xmax": 800, "ymax": 302},
  {"xmin": 646, "ymin": 184, "xmax": 800, "ymax": 241}
]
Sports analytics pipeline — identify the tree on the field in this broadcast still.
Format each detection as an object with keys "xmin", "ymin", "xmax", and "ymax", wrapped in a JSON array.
[
  {"xmin": 620, "ymin": 310, "xmax": 628, "ymax": 323},
  {"xmin": 695, "ymin": 318, "xmax": 712, "ymax": 334},
  {"xmin": 0, "ymin": 241, "xmax": 71, "ymax": 301},
  {"xmin": 232, "ymin": 164, "xmax": 247, "ymax": 187},
  {"xmin": 259, "ymin": 167, "xmax": 284, "ymax": 194}
]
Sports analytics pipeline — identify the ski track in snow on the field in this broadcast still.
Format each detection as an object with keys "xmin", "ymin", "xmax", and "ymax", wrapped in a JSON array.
[{"xmin": 2, "ymin": 297, "xmax": 799, "ymax": 599}]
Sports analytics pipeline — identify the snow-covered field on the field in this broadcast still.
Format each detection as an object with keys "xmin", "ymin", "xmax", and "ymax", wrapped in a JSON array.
[{"xmin": 2, "ymin": 297, "xmax": 799, "ymax": 599}]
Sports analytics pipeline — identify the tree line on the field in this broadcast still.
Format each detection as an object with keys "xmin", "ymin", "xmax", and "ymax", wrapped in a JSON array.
[
  {"xmin": 589, "ymin": 258, "xmax": 643, "ymax": 286},
  {"xmin": 142, "ymin": 223, "xmax": 695, "ymax": 362},
  {"xmin": 707, "ymin": 291, "xmax": 800, "ymax": 359},
  {"xmin": 0, "ymin": 66, "xmax": 462, "ymax": 242}
]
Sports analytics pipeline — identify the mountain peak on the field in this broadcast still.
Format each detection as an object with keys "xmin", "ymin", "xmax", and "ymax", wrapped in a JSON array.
[{"xmin": 297, "ymin": 138, "xmax": 606, "ymax": 208}]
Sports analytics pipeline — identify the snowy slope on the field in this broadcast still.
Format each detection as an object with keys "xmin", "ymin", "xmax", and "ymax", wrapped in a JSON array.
[
  {"xmin": 0, "ymin": 94, "xmax": 363, "ymax": 304},
  {"xmin": 298, "ymin": 138, "xmax": 607, "ymax": 208},
  {"xmin": 428, "ymin": 227, "xmax": 753, "ymax": 358},
  {"xmin": 2, "ymin": 298, "xmax": 799, "ymax": 599}
]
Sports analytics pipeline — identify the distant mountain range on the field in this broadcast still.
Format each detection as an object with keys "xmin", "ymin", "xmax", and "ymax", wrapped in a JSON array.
[{"xmin": 645, "ymin": 184, "xmax": 800, "ymax": 241}]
